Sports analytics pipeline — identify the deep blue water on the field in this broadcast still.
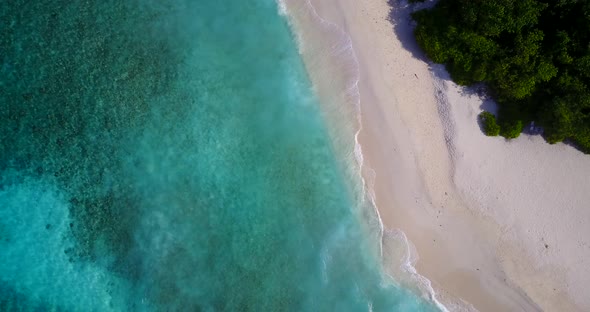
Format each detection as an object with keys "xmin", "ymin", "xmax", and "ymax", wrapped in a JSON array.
[{"xmin": 0, "ymin": 0, "xmax": 438, "ymax": 311}]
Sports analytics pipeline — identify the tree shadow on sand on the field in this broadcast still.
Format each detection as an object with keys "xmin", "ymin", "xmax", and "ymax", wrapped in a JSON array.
[
  {"xmin": 386, "ymin": 0, "xmax": 435, "ymax": 64},
  {"xmin": 386, "ymin": 0, "xmax": 566, "ymax": 143},
  {"xmin": 387, "ymin": 0, "xmax": 508, "ymax": 137},
  {"xmin": 386, "ymin": 0, "xmax": 467, "ymax": 86}
]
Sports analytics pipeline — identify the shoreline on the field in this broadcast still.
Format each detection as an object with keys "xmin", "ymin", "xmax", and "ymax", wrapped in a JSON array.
[
  {"xmin": 280, "ymin": 0, "xmax": 449, "ymax": 309},
  {"xmin": 297, "ymin": 0, "xmax": 590, "ymax": 311}
]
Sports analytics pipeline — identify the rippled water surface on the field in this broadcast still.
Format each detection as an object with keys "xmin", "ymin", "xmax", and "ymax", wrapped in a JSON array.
[{"xmin": 0, "ymin": 1, "xmax": 437, "ymax": 310}]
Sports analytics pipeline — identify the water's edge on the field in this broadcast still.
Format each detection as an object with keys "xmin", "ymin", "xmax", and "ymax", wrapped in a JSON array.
[
  {"xmin": 279, "ymin": 1, "xmax": 450, "ymax": 310},
  {"xmin": 1, "ymin": 1, "xmax": 442, "ymax": 310}
]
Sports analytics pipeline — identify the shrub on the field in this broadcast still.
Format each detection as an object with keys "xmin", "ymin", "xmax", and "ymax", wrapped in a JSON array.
[
  {"xmin": 500, "ymin": 119, "xmax": 524, "ymax": 139},
  {"xmin": 479, "ymin": 111, "xmax": 501, "ymax": 136}
]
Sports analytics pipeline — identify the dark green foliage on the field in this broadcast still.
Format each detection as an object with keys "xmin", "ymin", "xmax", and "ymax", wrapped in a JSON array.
[
  {"xmin": 500, "ymin": 119, "xmax": 524, "ymax": 139},
  {"xmin": 479, "ymin": 112, "xmax": 501, "ymax": 136},
  {"xmin": 412, "ymin": 0, "xmax": 590, "ymax": 152}
]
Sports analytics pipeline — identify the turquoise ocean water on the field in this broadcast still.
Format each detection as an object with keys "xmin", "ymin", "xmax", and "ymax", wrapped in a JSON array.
[{"xmin": 0, "ymin": 0, "xmax": 438, "ymax": 311}]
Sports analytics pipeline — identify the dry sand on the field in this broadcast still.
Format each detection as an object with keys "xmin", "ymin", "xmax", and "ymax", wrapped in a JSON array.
[{"xmin": 302, "ymin": 0, "xmax": 590, "ymax": 311}]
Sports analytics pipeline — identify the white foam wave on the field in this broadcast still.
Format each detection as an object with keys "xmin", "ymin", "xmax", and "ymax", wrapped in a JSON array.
[
  {"xmin": 276, "ymin": 0, "xmax": 288, "ymax": 16},
  {"xmin": 383, "ymin": 230, "xmax": 453, "ymax": 312},
  {"xmin": 278, "ymin": 0, "xmax": 452, "ymax": 311}
]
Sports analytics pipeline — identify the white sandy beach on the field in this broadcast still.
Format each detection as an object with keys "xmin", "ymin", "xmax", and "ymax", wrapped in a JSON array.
[{"xmin": 293, "ymin": 0, "xmax": 590, "ymax": 311}]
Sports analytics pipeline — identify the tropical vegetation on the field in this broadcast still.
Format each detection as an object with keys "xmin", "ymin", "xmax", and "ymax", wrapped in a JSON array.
[{"xmin": 411, "ymin": 0, "xmax": 590, "ymax": 152}]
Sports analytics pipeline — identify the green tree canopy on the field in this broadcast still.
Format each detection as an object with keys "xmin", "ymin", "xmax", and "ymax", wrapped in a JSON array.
[{"xmin": 412, "ymin": 0, "xmax": 590, "ymax": 152}]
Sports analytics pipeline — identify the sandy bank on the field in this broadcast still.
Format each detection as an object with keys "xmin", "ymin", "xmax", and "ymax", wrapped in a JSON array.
[{"xmin": 305, "ymin": 0, "xmax": 590, "ymax": 311}]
